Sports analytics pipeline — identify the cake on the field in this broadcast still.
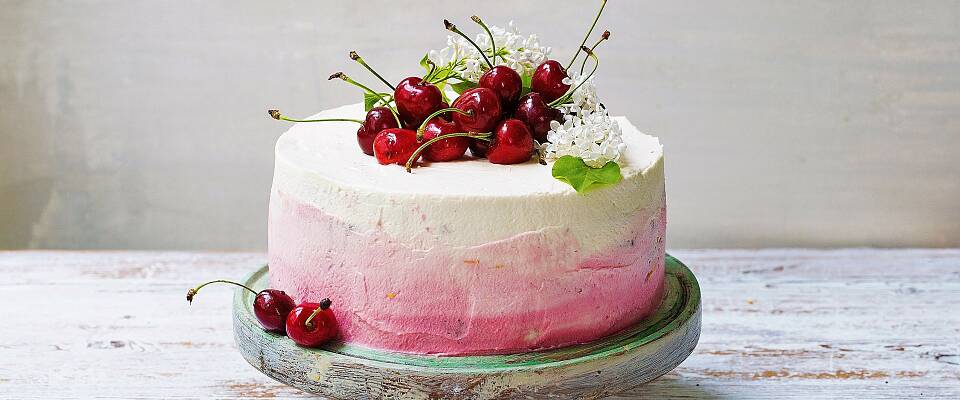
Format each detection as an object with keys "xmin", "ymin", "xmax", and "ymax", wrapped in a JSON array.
[
  {"xmin": 257, "ymin": 1, "xmax": 672, "ymax": 356},
  {"xmin": 268, "ymin": 103, "xmax": 666, "ymax": 355}
]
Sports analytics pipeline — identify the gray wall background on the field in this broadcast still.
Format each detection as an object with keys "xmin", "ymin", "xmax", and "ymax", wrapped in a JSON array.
[{"xmin": 2, "ymin": 0, "xmax": 959, "ymax": 250}]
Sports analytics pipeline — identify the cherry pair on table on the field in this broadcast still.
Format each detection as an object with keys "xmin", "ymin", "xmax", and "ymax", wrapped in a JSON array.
[{"xmin": 187, "ymin": 280, "xmax": 337, "ymax": 348}]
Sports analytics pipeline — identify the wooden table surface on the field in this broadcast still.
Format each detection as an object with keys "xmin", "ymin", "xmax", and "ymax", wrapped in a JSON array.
[{"xmin": 1, "ymin": 249, "xmax": 958, "ymax": 399}]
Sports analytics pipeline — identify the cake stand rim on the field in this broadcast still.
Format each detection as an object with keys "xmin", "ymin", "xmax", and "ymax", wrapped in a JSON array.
[{"xmin": 232, "ymin": 253, "xmax": 700, "ymax": 373}]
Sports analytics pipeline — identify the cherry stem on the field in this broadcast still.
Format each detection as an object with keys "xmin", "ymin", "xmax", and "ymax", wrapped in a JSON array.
[
  {"xmin": 471, "ymin": 15, "xmax": 497, "ymax": 64},
  {"xmin": 350, "ymin": 51, "xmax": 395, "ymax": 91},
  {"xmin": 445, "ymin": 19, "xmax": 493, "ymax": 69},
  {"xmin": 532, "ymin": 143, "xmax": 548, "ymax": 166},
  {"xmin": 405, "ymin": 132, "xmax": 493, "ymax": 172},
  {"xmin": 550, "ymin": 46, "xmax": 599, "ymax": 108},
  {"xmin": 580, "ymin": 30, "xmax": 610, "ymax": 75},
  {"xmin": 566, "ymin": 0, "xmax": 608, "ymax": 70},
  {"xmin": 329, "ymin": 72, "xmax": 402, "ymax": 126},
  {"xmin": 415, "ymin": 108, "xmax": 473, "ymax": 140},
  {"xmin": 425, "ymin": 60, "xmax": 438, "ymax": 81},
  {"xmin": 330, "ymin": 72, "xmax": 395, "ymax": 109},
  {"xmin": 186, "ymin": 279, "xmax": 256, "ymax": 304},
  {"xmin": 268, "ymin": 110, "xmax": 362, "ymax": 124},
  {"xmin": 304, "ymin": 298, "xmax": 332, "ymax": 328}
]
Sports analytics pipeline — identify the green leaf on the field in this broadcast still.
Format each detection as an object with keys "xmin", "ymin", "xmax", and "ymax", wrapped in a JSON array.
[
  {"xmin": 363, "ymin": 92, "xmax": 380, "ymax": 112},
  {"xmin": 521, "ymin": 72, "xmax": 532, "ymax": 89},
  {"xmin": 519, "ymin": 73, "xmax": 533, "ymax": 97},
  {"xmin": 363, "ymin": 92, "xmax": 392, "ymax": 112},
  {"xmin": 435, "ymin": 81, "xmax": 450, "ymax": 103},
  {"xmin": 450, "ymin": 80, "xmax": 477, "ymax": 95},
  {"xmin": 551, "ymin": 156, "xmax": 622, "ymax": 194},
  {"xmin": 552, "ymin": 156, "xmax": 591, "ymax": 191},
  {"xmin": 429, "ymin": 66, "xmax": 457, "ymax": 82},
  {"xmin": 419, "ymin": 53, "xmax": 430, "ymax": 70}
]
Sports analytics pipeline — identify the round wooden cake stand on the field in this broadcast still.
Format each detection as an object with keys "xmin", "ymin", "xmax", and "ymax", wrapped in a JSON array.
[{"xmin": 233, "ymin": 254, "xmax": 701, "ymax": 399}]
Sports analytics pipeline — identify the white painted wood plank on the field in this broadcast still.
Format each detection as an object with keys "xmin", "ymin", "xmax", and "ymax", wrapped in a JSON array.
[{"xmin": 0, "ymin": 250, "xmax": 958, "ymax": 399}]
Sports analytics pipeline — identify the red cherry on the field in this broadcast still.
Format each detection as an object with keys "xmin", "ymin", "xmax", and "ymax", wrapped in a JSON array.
[
  {"xmin": 357, "ymin": 107, "xmax": 399, "ymax": 156},
  {"xmin": 512, "ymin": 92, "xmax": 563, "ymax": 142},
  {"xmin": 186, "ymin": 280, "xmax": 296, "ymax": 335},
  {"xmin": 373, "ymin": 128, "xmax": 420, "ymax": 165},
  {"xmin": 469, "ymin": 139, "xmax": 490, "ymax": 158},
  {"xmin": 486, "ymin": 119, "xmax": 534, "ymax": 165},
  {"xmin": 394, "ymin": 77, "xmax": 444, "ymax": 128},
  {"xmin": 478, "ymin": 66, "xmax": 522, "ymax": 110},
  {"xmin": 420, "ymin": 117, "xmax": 469, "ymax": 162},
  {"xmin": 530, "ymin": 60, "xmax": 571, "ymax": 103},
  {"xmin": 253, "ymin": 289, "xmax": 297, "ymax": 333},
  {"xmin": 451, "ymin": 87, "xmax": 502, "ymax": 133},
  {"xmin": 286, "ymin": 298, "xmax": 338, "ymax": 348},
  {"xmin": 439, "ymin": 101, "xmax": 452, "ymax": 120}
]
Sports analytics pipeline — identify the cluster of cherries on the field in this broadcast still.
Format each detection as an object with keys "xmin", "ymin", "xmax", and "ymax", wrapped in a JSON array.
[
  {"xmin": 269, "ymin": 7, "xmax": 610, "ymax": 172},
  {"xmin": 187, "ymin": 280, "xmax": 338, "ymax": 348}
]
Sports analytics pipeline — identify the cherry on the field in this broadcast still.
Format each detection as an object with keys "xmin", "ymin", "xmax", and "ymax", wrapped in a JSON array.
[
  {"xmin": 373, "ymin": 128, "xmax": 420, "ymax": 165},
  {"xmin": 451, "ymin": 87, "xmax": 502, "ymax": 133},
  {"xmin": 486, "ymin": 119, "xmax": 535, "ymax": 165},
  {"xmin": 478, "ymin": 66, "xmax": 522, "ymax": 110},
  {"xmin": 512, "ymin": 92, "xmax": 563, "ymax": 142},
  {"xmin": 420, "ymin": 117, "xmax": 469, "ymax": 162},
  {"xmin": 469, "ymin": 138, "xmax": 490, "ymax": 158},
  {"xmin": 394, "ymin": 77, "xmax": 443, "ymax": 128},
  {"xmin": 530, "ymin": 60, "xmax": 571, "ymax": 103},
  {"xmin": 439, "ymin": 101, "xmax": 452, "ymax": 120},
  {"xmin": 357, "ymin": 107, "xmax": 399, "ymax": 155},
  {"xmin": 286, "ymin": 298, "xmax": 339, "ymax": 348},
  {"xmin": 187, "ymin": 280, "xmax": 295, "ymax": 334},
  {"xmin": 252, "ymin": 289, "xmax": 297, "ymax": 333}
]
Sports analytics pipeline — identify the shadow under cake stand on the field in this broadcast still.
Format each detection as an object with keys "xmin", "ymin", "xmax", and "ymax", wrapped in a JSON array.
[{"xmin": 233, "ymin": 254, "xmax": 701, "ymax": 399}]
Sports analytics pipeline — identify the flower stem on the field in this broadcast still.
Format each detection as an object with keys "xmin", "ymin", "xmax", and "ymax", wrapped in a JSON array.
[
  {"xmin": 268, "ymin": 110, "xmax": 362, "ymax": 124},
  {"xmin": 580, "ymin": 30, "xmax": 610, "ymax": 75},
  {"xmin": 445, "ymin": 19, "xmax": 493, "ymax": 69},
  {"xmin": 471, "ymin": 15, "xmax": 497, "ymax": 64},
  {"xmin": 350, "ymin": 51, "xmax": 395, "ymax": 91},
  {"xmin": 550, "ymin": 46, "xmax": 599, "ymax": 108},
  {"xmin": 566, "ymin": 0, "xmax": 608, "ymax": 70},
  {"xmin": 405, "ymin": 132, "xmax": 491, "ymax": 172},
  {"xmin": 416, "ymin": 107, "xmax": 473, "ymax": 140},
  {"xmin": 186, "ymin": 279, "xmax": 256, "ymax": 304}
]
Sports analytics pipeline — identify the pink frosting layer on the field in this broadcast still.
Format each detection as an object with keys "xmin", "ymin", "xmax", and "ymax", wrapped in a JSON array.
[{"xmin": 268, "ymin": 191, "xmax": 666, "ymax": 355}]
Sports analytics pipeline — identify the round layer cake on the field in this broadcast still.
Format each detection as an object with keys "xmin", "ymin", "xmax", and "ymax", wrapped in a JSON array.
[{"xmin": 268, "ymin": 103, "xmax": 666, "ymax": 355}]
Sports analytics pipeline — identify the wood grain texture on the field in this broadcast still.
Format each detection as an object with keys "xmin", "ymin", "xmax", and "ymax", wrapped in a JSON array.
[
  {"xmin": 0, "ymin": 249, "xmax": 958, "ymax": 399},
  {"xmin": 231, "ymin": 256, "xmax": 700, "ymax": 399}
]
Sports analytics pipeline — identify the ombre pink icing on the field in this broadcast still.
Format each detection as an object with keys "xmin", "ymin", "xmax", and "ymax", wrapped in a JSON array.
[{"xmin": 268, "ymin": 191, "xmax": 666, "ymax": 355}]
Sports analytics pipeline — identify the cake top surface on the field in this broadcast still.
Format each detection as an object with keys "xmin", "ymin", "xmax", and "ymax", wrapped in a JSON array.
[{"xmin": 276, "ymin": 103, "xmax": 662, "ymax": 197}]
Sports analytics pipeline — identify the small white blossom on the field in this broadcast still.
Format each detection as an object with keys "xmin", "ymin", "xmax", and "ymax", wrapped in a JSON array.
[
  {"xmin": 557, "ymin": 69, "xmax": 600, "ymax": 115},
  {"xmin": 543, "ymin": 106, "xmax": 625, "ymax": 168},
  {"xmin": 428, "ymin": 21, "xmax": 551, "ymax": 82}
]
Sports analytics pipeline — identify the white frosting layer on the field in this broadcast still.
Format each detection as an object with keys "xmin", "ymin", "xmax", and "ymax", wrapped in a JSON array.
[{"xmin": 273, "ymin": 103, "xmax": 664, "ymax": 253}]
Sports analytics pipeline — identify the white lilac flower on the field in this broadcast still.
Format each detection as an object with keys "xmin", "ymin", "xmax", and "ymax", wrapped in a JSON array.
[
  {"xmin": 544, "ymin": 106, "xmax": 625, "ymax": 168},
  {"xmin": 558, "ymin": 69, "xmax": 600, "ymax": 115},
  {"xmin": 428, "ymin": 21, "xmax": 551, "ymax": 82}
]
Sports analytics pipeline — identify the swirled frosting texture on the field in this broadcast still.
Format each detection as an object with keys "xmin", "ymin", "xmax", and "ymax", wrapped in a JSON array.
[{"xmin": 268, "ymin": 103, "xmax": 666, "ymax": 355}]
